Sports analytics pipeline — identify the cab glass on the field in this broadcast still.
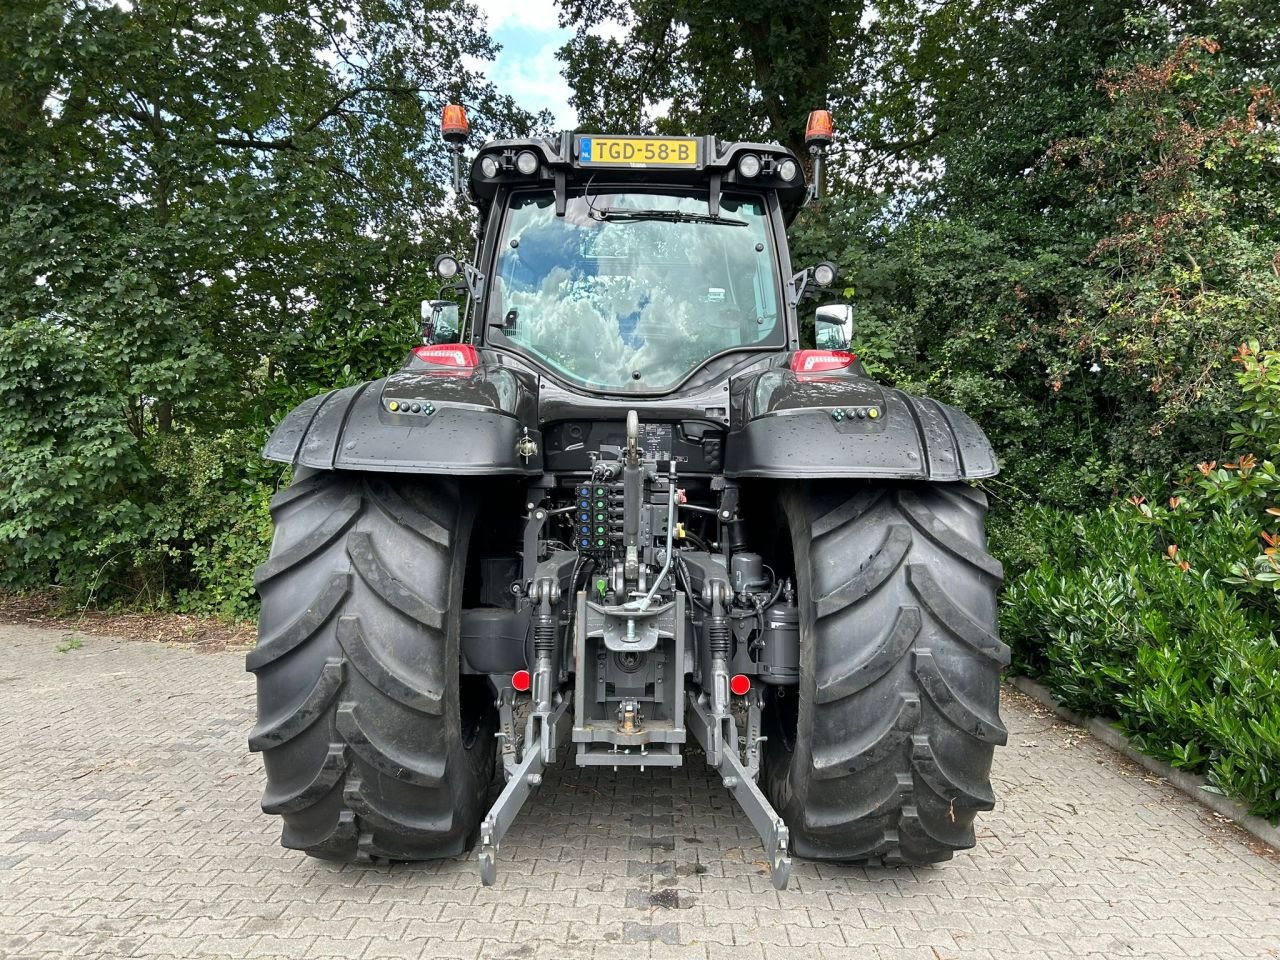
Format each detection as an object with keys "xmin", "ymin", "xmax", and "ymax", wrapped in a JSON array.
[{"xmin": 488, "ymin": 190, "xmax": 783, "ymax": 392}]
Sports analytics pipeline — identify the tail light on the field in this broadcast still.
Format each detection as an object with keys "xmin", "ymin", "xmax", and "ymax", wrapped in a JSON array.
[
  {"xmin": 413, "ymin": 344, "xmax": 479, "ymax": 369},
  {"xmin": 790, "ymin": 349, "xmax": 856, "ymax": 374}
]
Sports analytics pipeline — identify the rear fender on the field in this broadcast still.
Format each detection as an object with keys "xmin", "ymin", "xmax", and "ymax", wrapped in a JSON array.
[
  {"xmin": 263, "ymin": 363, "xmax": 542, "ymax": 475},
  {"xmin": 724, "ymin": 368, "xmax": 997, "ymax": 480}
]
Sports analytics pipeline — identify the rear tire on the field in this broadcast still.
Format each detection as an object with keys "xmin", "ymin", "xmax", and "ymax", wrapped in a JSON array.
[
  {"xmin": 247, "ymin": 471, "xmax": 496, "ymax": 861},
  {"xmin": 763, "ymin": 482, "xmax": 1008, "ymax": 863}
]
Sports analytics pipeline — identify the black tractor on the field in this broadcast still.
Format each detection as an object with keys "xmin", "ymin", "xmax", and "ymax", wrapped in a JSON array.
[{"xmin": 247, "ymin": 108, "xmax": 1009, "ymax": 889}]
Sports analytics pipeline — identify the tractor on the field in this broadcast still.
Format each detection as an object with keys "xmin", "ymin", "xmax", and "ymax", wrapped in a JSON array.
[{"xmin": 247, "ymin": 107, "xmax": 1009, "ymax": 889}]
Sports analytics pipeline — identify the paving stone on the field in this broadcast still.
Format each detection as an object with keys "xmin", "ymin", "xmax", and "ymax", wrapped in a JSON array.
[{"xmin": 0, "ymin": 623, "xmax": 1277, "ymax": 960}]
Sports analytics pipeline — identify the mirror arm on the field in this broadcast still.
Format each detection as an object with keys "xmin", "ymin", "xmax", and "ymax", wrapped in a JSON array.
[
  {"xmin": 460, "ymin": 263, "xmax": 485, "ymax": 301},
  {"xmin": 789, "ymin": 267, "xmax": 813, "ymax": 307}
]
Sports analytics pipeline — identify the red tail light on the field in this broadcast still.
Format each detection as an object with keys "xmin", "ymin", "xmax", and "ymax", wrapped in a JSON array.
[
  {"xmin": 790, "ymin": 349, "xmax": 855, "ymax": 374},
  {"xmin": 511, "ymin": 669, "xmax": 531, "ymax": 692},
  {"xmin": 413, "ymin": 344, "xmax": 479, "ymax": 369},
  {"xmin": 730, "ymin": 674, "xmax": 752, "ymax": 696}
]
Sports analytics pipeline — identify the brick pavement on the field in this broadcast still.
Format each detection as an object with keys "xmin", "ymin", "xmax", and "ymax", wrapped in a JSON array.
[{"xmin": 0, "ymin": 624, "xmax": 1277, "ymax": 960}]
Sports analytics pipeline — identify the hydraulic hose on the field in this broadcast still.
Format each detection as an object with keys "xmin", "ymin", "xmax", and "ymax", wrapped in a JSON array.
[{"xmin": 628, "ymin": 463, "xmax": 677, "ymax": 612}]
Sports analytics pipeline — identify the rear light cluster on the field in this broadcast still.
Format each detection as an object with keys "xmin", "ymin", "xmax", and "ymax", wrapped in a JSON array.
[
  {"xmin": 790, "ymin": 349, "xmax": 856, "ymax": 374},
  {"xmin": 412, "ymin": 344, "xmax": 478, "ymax": 368}
]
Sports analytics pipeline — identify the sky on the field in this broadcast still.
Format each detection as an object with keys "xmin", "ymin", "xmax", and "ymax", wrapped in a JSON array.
[{"xmin": 471, "ymin": 0, "xmax": 578, "ymax": 129}]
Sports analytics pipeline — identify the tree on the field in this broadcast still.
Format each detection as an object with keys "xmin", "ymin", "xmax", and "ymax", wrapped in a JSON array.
[
  {"xmin": 0, "ymin": 0, "xmax": 544, "ymax": 594},
  {"xmin": 863, "ymin": 7, "xmax": 1280, "ymax": 504}
]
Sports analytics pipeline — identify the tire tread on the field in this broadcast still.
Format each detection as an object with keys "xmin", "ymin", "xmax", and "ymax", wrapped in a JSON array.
[{"xmin": 768, "ymin": 483, "xmax": 1006, "ymax": 864}]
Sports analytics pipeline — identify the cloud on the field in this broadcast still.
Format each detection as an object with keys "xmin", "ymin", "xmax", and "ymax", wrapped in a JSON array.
[
  {"xmin": 465, "ymin": 6, "xmax": 576, "ymax": 130},
  {"xmin": 472, "ymin": 0, "xmax": 562, "ymax": 33},
  {"xmin": 587, "ymin": 17, "xmax": 628, "ymax": 42},
  {"xmin": 489, "ymin": 35, "xmax": 576, "ymax": 128}
]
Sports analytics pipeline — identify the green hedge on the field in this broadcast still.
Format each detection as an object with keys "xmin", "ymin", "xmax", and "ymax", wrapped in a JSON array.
[{"xmin": 998, "ymin": 344, "xmax": 1280, "ymax": 823}]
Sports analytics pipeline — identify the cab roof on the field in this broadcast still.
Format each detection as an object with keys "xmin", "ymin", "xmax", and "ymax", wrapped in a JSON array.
[{"xmin": 467, "ymin": 133, "xmax": 809, "ymax": 224}]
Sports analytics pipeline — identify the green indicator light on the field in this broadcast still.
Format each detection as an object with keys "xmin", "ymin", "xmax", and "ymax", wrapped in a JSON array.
[
  {"xmin": 596, "ymin": 526, "xmax": 605, "ymax": 534},
  {"xmin": 595, "ymin": 499, "xmax": 605, "ymax": 509},
  {"xmin": 595, "ymin": 513, "xmax": 604, "ymax": 522},
  {"xmin": 596, "ymin": 539, "xmax": 605, "ymax": 547},
  {"xmin": 594, "ymin": 487, "xmax": 605, "ymax": 495}
]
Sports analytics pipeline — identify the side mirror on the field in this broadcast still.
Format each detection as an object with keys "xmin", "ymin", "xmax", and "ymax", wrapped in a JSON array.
[
  {"xmin": 420, "ymin": 299, "xmax": 461, "ymax": 345},
  {"xmin": 815, "ymin": 304, "xmax": 854, "ymax": 350}
]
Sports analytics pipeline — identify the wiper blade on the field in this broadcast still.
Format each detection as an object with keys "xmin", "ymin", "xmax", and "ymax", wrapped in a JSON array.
[{"xmin": 593, "ymin": 209, "xmax": 747, "ymax": 227}]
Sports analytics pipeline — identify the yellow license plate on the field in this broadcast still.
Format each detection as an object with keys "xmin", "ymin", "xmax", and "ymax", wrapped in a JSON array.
[{"xmin": 578, "ymin": 136, "xmax": 699, "ymax": 168}]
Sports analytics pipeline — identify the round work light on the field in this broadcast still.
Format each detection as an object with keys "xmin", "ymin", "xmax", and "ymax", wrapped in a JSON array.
[
  {"xmin": 434, "ymin": 254, "xmax": 460, "ymax": 279},
  {"xmin": 516, "ymin": 151, "xmax": 539, "ymax": 175}
]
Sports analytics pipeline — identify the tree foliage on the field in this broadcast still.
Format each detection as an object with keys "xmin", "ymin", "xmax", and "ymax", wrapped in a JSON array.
[
  {"xmin": 557, "ymin": 0, "xmax": 977, "ymax": 171},
  {"xmin": 752, "ymin": 2, "xmax": 1280, "ymax": 507},
  {"xmin": 0, "ymin": 0, "xmax": 541, "ymax": 596}
]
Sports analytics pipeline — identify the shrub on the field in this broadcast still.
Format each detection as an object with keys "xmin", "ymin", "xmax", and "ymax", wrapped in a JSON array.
[
  {"xmin": 142, "ymin": 429, "xmax": 282, "ymax": 621},
  {"xmin": 1000, "ymin": 343, "xmax": 1280, "ymax": 822},
  {"xmin": 0, "ymin": 319, "xmax": 147, "ymax": 594}
]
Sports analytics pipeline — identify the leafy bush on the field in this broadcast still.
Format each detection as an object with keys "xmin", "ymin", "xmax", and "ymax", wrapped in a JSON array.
[
  {"xmin": 1000, "ymin": 344, "xmax": 1280, "ymax": 822},
  {"xmin": 141, "ymin": 430, "xmax": 283, "ymax": 621},
  {"xmin": 0, "ymin": 319, "xmax": 146, "ymax": 593}
]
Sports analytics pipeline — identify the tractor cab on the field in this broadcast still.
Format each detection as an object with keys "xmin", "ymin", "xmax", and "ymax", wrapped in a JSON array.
[{"xmin": 422, "ymin": 110, "xmax": 841, "ymax": 398}]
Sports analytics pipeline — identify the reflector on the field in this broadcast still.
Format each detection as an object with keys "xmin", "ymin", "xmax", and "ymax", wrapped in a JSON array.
[
  {"xmin": 512, "ymin": 670, "xmax": 531, "ymax": 692},
  {"xmin": 730, "ymin": 674, "xmax": 751, "ymax": 696}
]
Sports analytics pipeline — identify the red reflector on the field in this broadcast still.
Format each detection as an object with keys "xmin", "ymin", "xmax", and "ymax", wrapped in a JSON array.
[
  {"xmin": 512, "ymin": 670, "xmax": 531, "ymax": 692},
  {"xmin": 730, "ymin": 674, "xmax": 751, "ymax": 697},
  {"xmin": 790, "ymin": 349, "xmax": 855, "ymax": 374},
  {"xmin": 413, "ymin": 344, "xmax": 479, "ymax": 368},
  {"xmin": 805, "ymin": 109, "xmax": 834, "ymax": 147},
  {"xmin": 441, "ymin": 103, "xmax": 469, "ymax": 143}
]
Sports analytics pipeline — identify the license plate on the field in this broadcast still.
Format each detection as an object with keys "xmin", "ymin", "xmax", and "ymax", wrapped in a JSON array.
[{"xmin": 578, "ymin": 136, "xmax": 699, "ymax": 168}]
